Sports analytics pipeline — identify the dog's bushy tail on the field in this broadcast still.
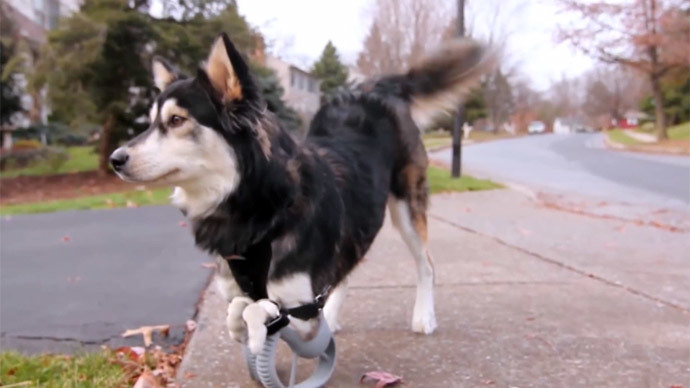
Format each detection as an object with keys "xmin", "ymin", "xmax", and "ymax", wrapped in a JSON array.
[{"xmin": 377, "ymin": 40, "xmax": 496, "ymax": 129}]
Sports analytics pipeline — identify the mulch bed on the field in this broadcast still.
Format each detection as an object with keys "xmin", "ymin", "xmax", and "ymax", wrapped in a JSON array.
[{"xmin": 0, "ymin": 171, "xmax": 132, "ymax": 205}]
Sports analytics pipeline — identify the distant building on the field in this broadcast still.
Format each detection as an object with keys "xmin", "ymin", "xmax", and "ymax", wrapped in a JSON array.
[
  {"xmin": 2, "ymin": 0, "xmax": 80, "ymax": 150},
  {"xmin": 554, "ymin": 117, "xmax": 577, "ymax": 134},
  {"xmin": 265, "ymin": 55, "xmax": 321, "ymax": 130},
  {"xmin": 5, "ymin": 0, "xmax": 79, "ymax": 42},
  {"xmin": 614, "ymin": 110, "xmax": 648, "ymax": 129}
]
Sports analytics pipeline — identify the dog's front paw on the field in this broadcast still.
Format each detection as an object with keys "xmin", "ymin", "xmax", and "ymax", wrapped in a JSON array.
[
  {"xmin": 226, "ymin": 296, "xmax": 253, "ymax": 343},
  {"xmin": 242, "ymin": 300, "xmax": 279, "ymax": 354},
  {"xmin": 412, "ymin": 306, "xmax": 437, "ymax": 335}
]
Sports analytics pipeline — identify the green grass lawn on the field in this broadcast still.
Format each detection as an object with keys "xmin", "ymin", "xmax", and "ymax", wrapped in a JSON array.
[
  {"xmin": 668, "ymin": 121, "xmax": 690, "ymax": 140},
  {"xmin": 0, "ymin": 146, "xmax": 99, "ymax": 178},
  {"xmin": 0, "ymin": 188, "xmax": 172, "ymax": 216},
  {"xmin": 0, "ymin": 351, "xmax": 129, "ymax": 387},
  {"xmin": 0, "ymin": 165, "xmax": 499, "ymax": 216},
  {"xmin": 422, "ymin": 131, "xmax": 453, "ymax": 150},
  {"xmin": 630, "ymin": 121, "xmax": 690, "ymax": 140},
  {"xmin": 427, "ymin": 165, "xmax": 502, "ymax": 193},
  {"xmin": 608, "ymin": 129, "xmax": 640, "ymax": 145}
]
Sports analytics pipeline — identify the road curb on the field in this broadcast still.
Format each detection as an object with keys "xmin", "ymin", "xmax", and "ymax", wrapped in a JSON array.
[{"xmin": 603, "ymin": 132, "xmax": 689, "ymax": 156}]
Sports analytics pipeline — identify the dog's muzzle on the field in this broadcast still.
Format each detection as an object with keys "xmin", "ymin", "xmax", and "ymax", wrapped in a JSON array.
[{"xmin": 109, "ymin": 148, "xmax": 129, "ymax": 172}]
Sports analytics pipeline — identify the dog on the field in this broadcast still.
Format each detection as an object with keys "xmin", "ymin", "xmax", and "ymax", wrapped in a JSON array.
[{"xmin": 110, "ymin": 33, "xmax": 493, "ymax": 354}]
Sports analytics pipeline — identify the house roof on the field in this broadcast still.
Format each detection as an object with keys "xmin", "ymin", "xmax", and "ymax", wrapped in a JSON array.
[{"xmin": 4, "ymin": 3, "xmax": 46, "ymax": 44}]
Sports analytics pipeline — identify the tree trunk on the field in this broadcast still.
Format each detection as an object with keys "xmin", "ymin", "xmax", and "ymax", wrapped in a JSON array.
[
  {"xmin": 98, "ymin": 111, "xmax": 115, "ymax": 175},
  {"xmin": 651, "ymin": 75, "xmax": 667, "ymax": 141}
]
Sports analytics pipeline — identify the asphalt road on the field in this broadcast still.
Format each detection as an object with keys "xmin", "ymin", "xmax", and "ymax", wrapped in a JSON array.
[
  {"xmin": 431, "ymin": 133, "xmax": 690, "ymax": 211},
  {"xmin": 0, "ymin": 206, "xmax": 211, "ymax": 353}
]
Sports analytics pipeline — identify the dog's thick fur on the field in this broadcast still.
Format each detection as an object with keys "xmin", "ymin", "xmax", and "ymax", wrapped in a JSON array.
[{"xmin": 111, "ymin": 33, "xmax": 493, "ymax": 353}]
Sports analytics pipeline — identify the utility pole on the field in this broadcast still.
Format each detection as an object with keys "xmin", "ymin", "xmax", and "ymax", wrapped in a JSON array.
[{"xmin": 451, "ymin": 0, "xmax": 465, "ymax": 178}]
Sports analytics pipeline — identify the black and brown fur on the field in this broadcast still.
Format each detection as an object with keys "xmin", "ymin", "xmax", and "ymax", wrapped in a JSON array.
[{"xmin": 111, "ymin": 33, "xmax": 494, "ymax": 338}]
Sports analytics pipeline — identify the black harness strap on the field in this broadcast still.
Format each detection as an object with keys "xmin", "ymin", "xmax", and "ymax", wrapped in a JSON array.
[
  {"xmin": 265, "ymin": 286, "xmax": 331, "ymax": 335},
  {"xmin": 223, "ymin": 242, "xmax": 332, "ymax": 336}
]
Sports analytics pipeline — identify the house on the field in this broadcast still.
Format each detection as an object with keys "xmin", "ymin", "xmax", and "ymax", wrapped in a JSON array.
[
  {"xmin": 2, "ymin": 0, "xmax": 80, "ymax": 150},
  {"xmin": 265, "ymin": 55, "xmax": 321, "ymax": 131},
  {"xmin": 615, "ymin": 110, "xmax": 648, "ymax": 129}
]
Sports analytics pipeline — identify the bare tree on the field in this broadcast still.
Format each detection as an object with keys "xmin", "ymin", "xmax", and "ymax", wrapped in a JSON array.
[
  {"xmin": 357, "ymin": 0, "xmax": 452, "ymax": 76},
  {"xmin": 558, "ymin": 0, "xmax": 690, "ymax": 139}
]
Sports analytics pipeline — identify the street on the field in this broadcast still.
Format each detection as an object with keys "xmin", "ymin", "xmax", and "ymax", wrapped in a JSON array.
[
  {"xmin": 0, "ymin": 206, "xmax": 211, "ymax": 353},
  {"xmin": 431, "ymin": 133, "xmax": 690, "ymax": 211}
]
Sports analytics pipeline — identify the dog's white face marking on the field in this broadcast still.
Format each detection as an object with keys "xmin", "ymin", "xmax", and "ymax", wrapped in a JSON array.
[
  {"xmin": 148, "ymin": 101, "xmax": 158, "ymax": 123},
  {"xmin": 113, "ymin": 97, "xmax": 240, "ymax": 218}
]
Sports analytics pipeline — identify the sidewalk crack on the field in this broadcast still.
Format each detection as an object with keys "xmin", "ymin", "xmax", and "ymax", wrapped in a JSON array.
[{"xmin": 430, "ymin": 213, "xmax": 690, "ymax": 313}]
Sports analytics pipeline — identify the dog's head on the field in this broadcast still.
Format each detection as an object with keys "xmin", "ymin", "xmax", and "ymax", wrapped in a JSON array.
[{"xmin": 110, "ymin": 33, "xmax": 271, "ymax": 205}]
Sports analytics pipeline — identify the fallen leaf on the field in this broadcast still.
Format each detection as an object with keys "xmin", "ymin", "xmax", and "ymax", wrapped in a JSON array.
[
  {"xmin": 122, "ymin": 325, "xmax": 171, "ymax": 347},
  {"xmin": 183, "ymin": 371, "xmax": 196, "ymax": 379},
  {"xmin": 114, "ymin": 346, "xmax": 141, "ymax": 361},
  {"xmin": 483, "ymin": 380, "xmax": 495, "ymax": 385},
  {"xmin": 126, "ymin": 200, "xmax": 139, "ymax": 208},
  {"xmin": 517, "ymin": 228, "xmax": 532, "ymax": 236},
  {"xmin": 603, "ymin": 242, "xmax": 617, "ymax": 249},
  {"xmin": 360, "ymin": 371, "xmax": 403, "ymax": 388},
  {"xmin": 61, "ymin": 236, "xmax": 71, "ymax": 243},
  {"xmin": 178, "ymin": 221, "xmax": 188, "ymax": 227},
  {"xmin": 186, "ymin": 320, "xmax": 197, "ymax": 332},
  {"xmin": 67, "ymin": 276, "xmax": 81, "ymax": 284},
  {"xmin": 200, "ymin": 262, "xmax": 217, "ymax": 270},
  {"xmin": 133, "ymin": 370, "xmax": 162, "ymax": 388},
  {"xmin": 105, "ymin": 198, "xmax": 115, "ymax": 208}
]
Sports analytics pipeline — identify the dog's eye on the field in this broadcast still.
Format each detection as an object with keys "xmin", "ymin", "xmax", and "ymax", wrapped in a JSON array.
[{"xmin": 169, "ymin": 115, "xmax": 186, "ymax": 128}]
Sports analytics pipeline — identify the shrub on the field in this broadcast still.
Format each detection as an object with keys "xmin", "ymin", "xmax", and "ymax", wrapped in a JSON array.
[
  {"xmin": 0, "ymin": 147, "xmax": 68, "ymax": 172},
  {"xmin": 11, "ymin": 139, "xmax": 43, "ymax": 151}
]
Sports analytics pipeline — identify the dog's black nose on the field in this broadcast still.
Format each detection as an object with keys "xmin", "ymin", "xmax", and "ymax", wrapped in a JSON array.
[{"xmin": 109, "ymin": 148, "xmax": 129, "ymax": 171}]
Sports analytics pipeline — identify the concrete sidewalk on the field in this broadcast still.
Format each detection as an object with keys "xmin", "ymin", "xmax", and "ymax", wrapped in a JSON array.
[{"xmin": 177, "ymin": 190, "xmax": 689, "ymax": 388}]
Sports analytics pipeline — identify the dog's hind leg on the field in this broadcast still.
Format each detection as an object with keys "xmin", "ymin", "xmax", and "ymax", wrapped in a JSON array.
[
  {"xmin": 388, "ymin": 190, "xmax": 437, "ymax": 335},
  {"xmin": 323, "ymin": 278, "xmax": 348, "ymax": 333}
]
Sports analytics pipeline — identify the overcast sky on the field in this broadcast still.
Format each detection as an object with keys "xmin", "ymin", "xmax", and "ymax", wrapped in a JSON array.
[{"xmin": 235, "ymin": 0, "xmax": 595, "ymax": 91}]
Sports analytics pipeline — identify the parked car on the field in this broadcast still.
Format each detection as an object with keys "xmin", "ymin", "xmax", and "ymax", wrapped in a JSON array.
[{"xmin": 528, "ymin": 121, "xmax": 546, "ymax": 134}]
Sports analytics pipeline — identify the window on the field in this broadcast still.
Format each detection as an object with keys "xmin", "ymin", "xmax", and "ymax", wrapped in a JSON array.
[
  {"xmin": 47, "ymin": 0, "xmax": 59, "ymax": 29},
  {"xmin": 34, "ymin": 0, "xmax": 45, "ymax": 26}
]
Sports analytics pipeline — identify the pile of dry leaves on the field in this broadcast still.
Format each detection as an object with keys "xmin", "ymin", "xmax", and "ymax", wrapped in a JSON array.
[{"xmin": 110, "ymin": 321, "xmax": 197, "ymax": 387}]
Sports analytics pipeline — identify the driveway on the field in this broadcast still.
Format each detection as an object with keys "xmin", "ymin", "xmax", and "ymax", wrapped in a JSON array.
[
  {"xmin": 431, "ymin": 133, "xmax": 690, "ymax": 211},
  {"xmin": 0, "ymin": 205, "xmax": 211, "ymax": 353}
]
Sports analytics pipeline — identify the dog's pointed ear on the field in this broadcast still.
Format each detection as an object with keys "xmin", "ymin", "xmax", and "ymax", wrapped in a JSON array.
[
  {"xmin": 152, "ymin": 56, "xmax": 179, "ymax": 91},
  {"xmin": 204, "ymin": 32, "xmax": 257, "ymax": 102}
]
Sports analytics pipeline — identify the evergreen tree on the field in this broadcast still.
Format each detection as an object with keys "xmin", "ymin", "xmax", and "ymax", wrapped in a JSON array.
[
  {"xmin": 0, "ymin": 5, "xmax": 23, "ymax": 126},
  {"xmin": 36, "ymin": 0, "xmax": 298, "ymax": 172},
  {"xmin": 311, "ymin": 41, "xmax": 348, "ymax": 100}
]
